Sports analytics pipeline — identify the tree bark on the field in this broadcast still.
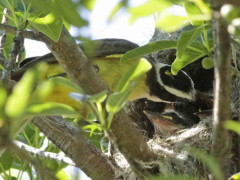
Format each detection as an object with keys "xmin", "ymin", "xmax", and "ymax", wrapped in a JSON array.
[
  {"xmin": 211, "ymin": 1, "xmax": 232, "ymax": 179},
  {"xmin": 32, "ymin": 116, "xmax": 119, "ymax": 180}
]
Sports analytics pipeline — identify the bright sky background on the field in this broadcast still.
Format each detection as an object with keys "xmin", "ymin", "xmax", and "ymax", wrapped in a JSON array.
[{"xmin": 24, "ymin": 0, "xmax": 155, "ymax": 57}]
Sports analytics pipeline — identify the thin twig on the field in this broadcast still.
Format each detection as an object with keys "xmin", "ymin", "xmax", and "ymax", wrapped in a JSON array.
[
  {"xmin": 16, "ymin": 141, "xmax": 76, "ymax": 166},
  {"xmin": 0, "ymin": 9, "xmax": 10, "ymax": 77},
  {"xmin": 0, "ymin": 23, "xmax": 44, "ymax": 41},
  {"xmin": 9, "ymin": 141, "xmax": 58, "ymax": 180},
  {"xmin": 0, "ymin": 9, "xmax": 10, "ymax": 55}
]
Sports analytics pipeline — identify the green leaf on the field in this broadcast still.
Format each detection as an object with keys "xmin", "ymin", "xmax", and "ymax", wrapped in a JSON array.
[
  {"xmin": 5, "ymin": 67, "xmax": 38, "ymax": 118},
  {"xmin": 0, "ymin": 0, "xmax": 18, "ymax": 9},
  {"xmin": 129, "ymin": 0, "xmax": 173, "ymax": 23},
  {"xmin": 48, "ymin": 77, "xmax": 83, "ymax": 93},
  {"xmin": 156, "ymin": 11, "xmax": 190, "ymax": 32},
  {"xmin": 106, "ymin": 85, "xmax": 133, "ymax": 114},
  {"xmin": 26, "ymin": 0, "xmax": 53, "ymax": 18},
  {"xmin": 53, "ymin": 0, "xmax": 87, "ymax": 27},
  {"xmin": 201, "ymin": 57, "xmax": 214, "ymax": 69},
  {"xmin": 0, "ymin": 151, "xmax": 13, "ymax": 173},
  {"xmin": 177, "ymin": 25, "xmax": 205, "ymax": 58},
  {"xmin": 121, "ymin": 40, "xmax": 177, "ymax": 62},
  {"xmin": 184, "ymin": 1, "xmax": 204, "ymax": 26},
  {"xmin": 81, "ymin": 0, "xmax": 96, "ymax": 10},
  {"xmin": 225, "ymin": 120, "xmax": 240, "ymax": 134},
  {"xmin": 88, "ymin": 90, "xmax": 108, "ymax": 103},
  {"xmin": 191, "ymin": 149, "xmax": 224, "ymax": 180},
  {"xmin": 30, "ymin": 13, "xmax": 63, "ymax": 42},
  {"xmin": 171, "ymin": 42, "xmax": 211, "ymax": 75},
  {"xmin": 190, "ymin": 0, "xmax": 211, "ymax": 15},
  {"xmin": 26, "ymin": 102, "xmax": 79, "ymax": 117},
  {"xmin": 55, "ymin": 169, "xmax": 71, "ymax": 180},
  {"xmin": 83, "ymin": 124, "xmax": 102, "ymax": 136},
  {"xmin": 116, "ymin": 58, "xmax": 152, "ymax": 92},
  {"xmin": 229, "ymin": 172, "xmax": 240, "ymax": 180},
  {"xmin": 108, "ymin": 0, "xmax": 128, "ymax": 20}
]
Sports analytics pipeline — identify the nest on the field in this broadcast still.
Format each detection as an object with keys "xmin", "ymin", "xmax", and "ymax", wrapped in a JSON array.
[{"xmin": 147, "ymin": 118, "xmax": 212, "ymax": 179}]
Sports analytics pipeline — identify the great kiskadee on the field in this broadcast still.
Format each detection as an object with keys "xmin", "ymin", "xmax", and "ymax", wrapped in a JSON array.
[
  {"xmin": 11, "ymin": 38, "xmax": 212, "ymax": 114},
  {"xmin": 143, "ymin": 110, "xmax": 190, "ymax": 136}
]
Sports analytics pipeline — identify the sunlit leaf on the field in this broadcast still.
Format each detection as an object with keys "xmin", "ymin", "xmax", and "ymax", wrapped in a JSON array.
[
  {"xmin": 83, "ymin": 124, "xmax": 102, "ymax": 136},
  {"xmin": 201, "ymin": 57, "xmax": 214, "ymax": 69},
  {"xmin": 27, "ymin": 0, "xmax": 53, "ymax": 18},
  {"xmin": 55, "ymin": 169, "xmax": 71, "ymax": 180},
  {"xmin": 30, "ymin": 13, "xmax": 63, "ymax": 42},
  {"xmin": 121, "ymin": 40, "xmax": 177, "ymax": 62},
  {"xmin": 191, "ymin": 149, "xmax": 224, "ymax": 180},
  {"xmin": 177, "ymin": 25, "xmax": 205, "ymax": 58},
  {"xmin": 53, "ymin": 0, "xmax": 87, "ymax": 27},
  {"xmin": 190, "ymin": 0, "xmax": 211, "ymax": 15},
  {"xmin": 5, "ymin": 67, "xmax": 38, "ymax": 118},
  {"xmin": 225, "ymin": 120, "xmax": 240, "ymax": 134},
  {"xmin": 116, "ymin": 58, "xmax": 152, "ymax": 92},
  {"xmin": 229, "ymin": 172, "xmax": 240, "ymax": 180},
  {"xmin": 184, "ymin": 1, "xmax": 204, "ymax": 26},
  {"xmin": 26, "ymin": 102, "xmax": 79, "ymax": 117},
  {"xmin": 48, "ymin": 77, "xmax": 83, "ymax": 93},
  {"xmin": 129, "ymin": 0, "xmax": 173, "ymax": 23},
  {"xmin": 156, "ymin": 10, "xmax": 189, "ymax": 32},
  {"xmin": 106, "ymin": 84, "xmax": 133, "ymax": 114},
  {"xmin": 108, "ymin": 0, "xmax": 128, "ymax": 20},
  {"xmin": 171, "ymin": 42, "xmax": 211, "ymax": 75},
  {"xmin": 82, "ymin": 0, "xmax": 96, "ymax": 10},
  {"xmin": 88, "ymin": 90, "xmax": 108, "ymax": 103}
]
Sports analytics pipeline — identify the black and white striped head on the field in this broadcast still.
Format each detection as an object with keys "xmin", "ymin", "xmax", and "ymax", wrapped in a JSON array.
[{"xmin": 146, "ymin": 62, "xmax": 196, "ymax": 103}]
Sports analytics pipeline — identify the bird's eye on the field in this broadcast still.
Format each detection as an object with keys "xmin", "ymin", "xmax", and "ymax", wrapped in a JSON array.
[{"xmin": 93, "ymin": 65, "xmax": 99, "ymax": 73}]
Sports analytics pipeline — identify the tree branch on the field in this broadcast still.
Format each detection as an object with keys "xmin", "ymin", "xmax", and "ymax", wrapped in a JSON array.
[
  {"xmin": 10, "ymin": 141, "xmax": 58, "ymax": 180},
  {"xmin": 16, "ymin": 141, "xmax": 75, "ymax": 166},
  {"xmin": 0, "ymin": 24, "xmax": 44, "ymax": 41},
  {"xmin": 32, "ymin": 116, "xmax": 119, "ymax": 180},
  {"xmin": 40, "ymin": 27, "xmax": 157, "ymax": 178},
  {"xmin": 211, "ymin": 2, "xmax": 232, "ymax": 179}
]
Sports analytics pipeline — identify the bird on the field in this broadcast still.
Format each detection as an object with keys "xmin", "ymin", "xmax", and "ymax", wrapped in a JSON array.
[
  {"xmin": 11, "ymin": 38, "xmax": 213, "ymax": 121},
  {"xmin": 143, "ymin": 110, "xmax": 191, "ymax": 136},
  {"xmin": 146, "ymin": 61, "xmax": 213, "ymax": 110}
]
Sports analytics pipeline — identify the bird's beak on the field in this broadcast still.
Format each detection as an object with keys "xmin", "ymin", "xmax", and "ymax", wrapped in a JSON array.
[{"xmin": 143, "ymin": 111, "xmax": 182, "ymax": 136}]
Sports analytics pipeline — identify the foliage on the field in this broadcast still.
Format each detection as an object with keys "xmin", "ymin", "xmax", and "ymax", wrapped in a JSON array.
[{"xmin": 0, "ymin": 0, "xmax": 239, "ymax": 179}]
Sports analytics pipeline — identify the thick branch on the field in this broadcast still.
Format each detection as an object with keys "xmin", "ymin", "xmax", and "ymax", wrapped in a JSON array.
[
  {"xmin": 211, "ymin": 4, "xmax": 232, "ymax": 180},
  {"xmin": 32, "ymin": 116, "xmax": 118, "ymax": 180},
  {"xmin": 41, "ymin": 27, "xmax": 156, "ymax": 177}
]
